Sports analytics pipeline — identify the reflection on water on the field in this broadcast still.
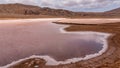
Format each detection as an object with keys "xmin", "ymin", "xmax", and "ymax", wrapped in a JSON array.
[{"xmin": 0, "ymin": 19, "xmax": 108, "ymax": 66}]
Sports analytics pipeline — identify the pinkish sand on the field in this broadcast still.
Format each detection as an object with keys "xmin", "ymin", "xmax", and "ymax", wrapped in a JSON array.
[{"xmin": 55, "ymin": 18, "xmax": 120, "ymax": 24}]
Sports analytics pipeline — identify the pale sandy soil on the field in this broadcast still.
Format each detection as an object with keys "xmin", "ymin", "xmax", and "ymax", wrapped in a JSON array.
[{"xmin": 54, "ymin": 18, "xmax": 120, "ymax": 24}]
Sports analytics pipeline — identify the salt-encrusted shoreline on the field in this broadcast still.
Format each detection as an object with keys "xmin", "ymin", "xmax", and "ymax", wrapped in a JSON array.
[{"xmin": 0, "ymin": 19, "xmax": 110, "ymax": 68}]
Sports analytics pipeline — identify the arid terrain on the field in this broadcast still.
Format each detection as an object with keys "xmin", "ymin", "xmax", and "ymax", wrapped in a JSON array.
[
  {"xmin": 54, "ymin": 18, "xmax": 120, "ymax": 24},
  {"xmin": 0, "ymin": 3, "xmax": 120, "ymax": 18},
  {"xmin": 0, "ymin": 3, "xmax": 120, "ymax": 68}
]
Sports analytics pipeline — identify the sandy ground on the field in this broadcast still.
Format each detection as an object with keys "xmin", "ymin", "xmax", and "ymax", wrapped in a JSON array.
[
  {"xmin": 54, "ymin": 18, "xmax": 120, "ymax": 24},
  {"xmin": 0, "ymin": 18, "xmax": 120, "ymax": 68}
]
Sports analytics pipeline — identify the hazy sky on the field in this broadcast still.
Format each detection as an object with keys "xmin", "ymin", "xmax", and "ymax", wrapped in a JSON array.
[{"xmin": 0, "ymin": 0, "xmax": 120, "ymax": 12}]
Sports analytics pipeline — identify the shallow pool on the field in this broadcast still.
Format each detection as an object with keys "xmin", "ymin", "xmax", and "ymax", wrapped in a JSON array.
[{"xmin": 0, "ymin": 19, "xmax": 110, "ymax": 67}]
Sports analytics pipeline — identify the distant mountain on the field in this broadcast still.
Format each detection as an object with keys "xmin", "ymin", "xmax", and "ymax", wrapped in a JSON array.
[
  {"xmin": 103, "ymin": 7, "xmax": 120, "ymax": 17},
  {"xmin": 0, "ymin": 3, "xmax": 42, "ymax": 14},
  {"xmin": 0, "ymin": 3, "xmax": 120, "ymax": 18},
  {"xmin": 0, "ymin": 3, "xmax": 81, "ymax": 17},
  {"xmin": 105, "ymin": 7, "xmax": 120, "ymax": 13}
]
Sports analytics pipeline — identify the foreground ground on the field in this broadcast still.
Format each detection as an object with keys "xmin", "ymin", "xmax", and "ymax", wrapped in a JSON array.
[{"xmin": 4, "ymin": 19, "xmax": 120, "ymax": 68}]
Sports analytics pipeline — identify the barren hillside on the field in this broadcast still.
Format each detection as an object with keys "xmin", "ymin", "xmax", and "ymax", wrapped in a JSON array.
[{"xmin": 0, "ymin": 3, "xmax": 120, "ymax": 18}]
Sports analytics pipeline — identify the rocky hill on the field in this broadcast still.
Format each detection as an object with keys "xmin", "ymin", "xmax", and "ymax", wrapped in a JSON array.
[
  {"xmin": 0, "ymin": 3, "xmax": 120, "ymax": 18},
  {"xmin": 106, "ymin": 7, "xmax": 120, "ymax": 13},
  {"xmin": 103, "ymin": 7, "xmax": 120, "ymax": 17},
  {"xmin": 0, "ymin": 3, "xmax": 80, "ymax": 17}
]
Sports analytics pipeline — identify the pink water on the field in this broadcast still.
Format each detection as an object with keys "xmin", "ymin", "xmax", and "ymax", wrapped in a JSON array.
[{"xmin": 0, "ymin": 19, "xmax": 107, "ymax": 66}]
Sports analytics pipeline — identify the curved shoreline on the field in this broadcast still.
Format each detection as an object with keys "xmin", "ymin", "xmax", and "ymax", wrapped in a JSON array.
[
  {"xmin": 62, "ymin": 22, "xmax": 120, "ymax": 68},
  {"xmin": 0, "ymin": 18, "xmax": 119, "ymax": 68},
  {"xmin": 1, "ymin": 23, "xmax": 110, "ymax": 68}
]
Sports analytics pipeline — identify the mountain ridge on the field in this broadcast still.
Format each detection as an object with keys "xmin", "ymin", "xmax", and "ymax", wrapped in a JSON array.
[
  {"xmin": 0, "ymin": 3, "xmax": 120, "ymax": 18},
  {"xmin": 105, "ymin": 7, "xmax": 120, "ymax": 13}
]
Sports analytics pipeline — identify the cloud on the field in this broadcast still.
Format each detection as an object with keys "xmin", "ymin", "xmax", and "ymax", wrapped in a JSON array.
[
  {"xmin": 0, "ymin": 0, "xmax": 36, "ymax": 5},
  {"xmin": 0, "ymin": 0, "xmax": 120, "ymax": 11}
]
